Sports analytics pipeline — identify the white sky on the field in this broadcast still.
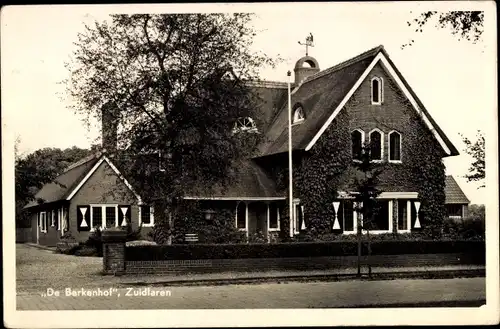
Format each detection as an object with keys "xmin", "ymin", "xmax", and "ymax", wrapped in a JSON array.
[{"xmin": 1, "ymin": 2, "xmax": 497, "ymax": 205}]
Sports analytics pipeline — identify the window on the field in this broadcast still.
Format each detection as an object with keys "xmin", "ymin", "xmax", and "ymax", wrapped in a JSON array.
[
  {"xmin": 397, "ymin": 200, "xmax": 409, "ymax": 231},
  {"xmin": 106, "ymin": 206, "xmax": 117, "ymax": 227},
  {"xmin": 293, "ymin": 107, "xmax": 305, "ymax": 124},
  {"xmin": 351, "ymin": 130, "xmax": 364, "ymax": 161},
  {"xmin": 338, "ymin": 200, "xmax": 354, "ymax": 233},
  {"xmin": 369, "ymin": 200, "xmax": 390, "ymax": 231},
  {"xmin": 140, "ymin": 205, "xmax": 154, "ymax": 227},
  {"xmin": 55, "ymin": 209, "xmax": 60, "ymax": 231},
  {"xmin": 236, "ymin": 202, "xmax": 247, "ymax": 229},
  {"xmin": 40, "ymin": 212, "xmax": 47, "ymax": 233},
  {"xmin": 369, "ymin": 129, "xmax": 383, "ymax": 161},
  {"xmin": 87, "ymin": 204, "xmax": 120, "ymax": 231},
  {"xmin": 294, "ymin": 203, "xmax": 304, "ymax": 233},
  {"xmin": 371, "ymin": 77, "xmax": 383, "ymax": 105},
  {"xmin": 50, "ymin": 210, "xmax": 55, "ymax": 227},
  {"xmin": 397, "ymin": 199, "xmax": 418, "ymax": 232},
  {"xmin": 268, "ymin": 204, "xmax": 280, "ymax": 230},
  {"xmin": 389, "ymin": 131, "xmax": 402, "ymax": 162},
  {"xmin": 92, "ymin": 206, "xmax": 103, "ymax": 229},
  {"xmin": 233, "ymin": 117, "xmax": 258, "ymax": 133},
  {"xmin": 446, "ymin": 204, "xmax": 463, "ymax": 218}
]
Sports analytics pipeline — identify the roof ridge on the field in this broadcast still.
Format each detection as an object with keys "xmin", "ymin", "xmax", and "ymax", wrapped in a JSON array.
[
  {"xmin": 303, "ymin": 44, "xmax": 384, "ymax": 84},
  {"xmin": 63, "ymin": 151, "xmax": 101, "ymax": 173},
  {"xmin": 245, "ymin": 80, "xmax": 289, "ymax": 89}
]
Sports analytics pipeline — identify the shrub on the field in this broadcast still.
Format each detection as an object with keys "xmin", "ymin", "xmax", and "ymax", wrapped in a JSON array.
[
  {"xmin": 125, "ymin": 223, "xmax": 142, "ymax": 241},
  {"xmin": 84, "ymin": 228, "xmax": 103, "ymax": 256},
  {"xmin": 60, "ymin": 230, "xmax": 77, "ymax": 242},
  {"xmin": 248, "ymin": 230, "xmax": 267, "ymax": 243},
  {"xmin": 126, "ymin": 240, "xmax": 157, "ymax": 247},
  {"xmin": 56, "ymin": 242, "xmax": 81, "ymax": 255},
  {"xmin": 125, "ymin": 240, "xmax": 485, "ymax": 261},
  {"xmin": 75, "ymin": 246, "xmax": 98, "ymax": 257}
]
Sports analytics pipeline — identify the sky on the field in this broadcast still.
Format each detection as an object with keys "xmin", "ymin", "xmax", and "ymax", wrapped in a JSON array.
[{"xmin": 1, "ymin": 2, "xmax": 496, "ymax": 205}]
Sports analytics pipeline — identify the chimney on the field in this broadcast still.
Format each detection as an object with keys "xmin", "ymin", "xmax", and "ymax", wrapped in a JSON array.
[
  {"xmin": 101, "ymin": 102, "xmax": 118, "ymax": 153},
  {"xmin": 294, "ymin": 56, "xmax": 320, "ymax": 85}
]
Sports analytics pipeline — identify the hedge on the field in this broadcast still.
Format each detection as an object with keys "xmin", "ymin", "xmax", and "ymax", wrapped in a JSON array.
[{"xmin": 125, "ymin": 240, "xmax": 485, "ymax": 261}]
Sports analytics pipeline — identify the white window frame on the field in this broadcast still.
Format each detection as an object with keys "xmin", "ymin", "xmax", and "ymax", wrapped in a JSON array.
[
  {"xmin": 341, "ymin": 199, "xmax": 393, "ymax": 235},
  {"xmin": 235, "ymin": 202, "xmax": 248, "ymax": 237},
  {"xmin": 351, "ymin": 129, "xmax": 365, "ymax": 162},
  {"xmin": 50, "ymin": 210, "xmax": 55, "ymax": 227},
  {"xmin": 388, "ymin": 130, "xmax": 402, "ymax": 163},
  {"xmin": 371, "ymin": 77, "xmax": 383, "ymax": 105},
  {"xmin": 341, "ymin": 200, "xmax": 356, "ymax": 234},
  {"xmin": 139, "ymin": 205, "xmax": 155, "ymax": 227},
  {"xmin": 233, "ymin": 117, "xmax": 259, "ymax": 134},
  {"xmin": 40, "ymin": 211, "xmax": 47, "ymax": 233},
  {"xmin": 89, "ymin": 204, "xmax": 119, "ymax": 231},
  {"xmin": 292, "ymin": 107, "xmax": 305, "ymax": 124},
  {"xmin": 267, "ymin": 204, "xmax": 280, "ymax": 232},
  {"xmin": 368, "ymin": 128, "xmax": 384, "ymax": 162},
  {"xmin": 396, "ymin": 200, "xmax": 413, "ymax": 233},
  {"xmin": 293, "ymin": 201, "xmax": 303, "ymax": 234}
]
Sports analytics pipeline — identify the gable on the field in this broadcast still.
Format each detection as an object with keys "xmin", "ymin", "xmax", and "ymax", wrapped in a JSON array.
[
  {"xmin": 305, "ymin": 50, "xmax": 458, "ymax": 156},
  {"xmin": 256, "ymin": 47, "xmax": 379, "ymax": 157},
  {"xmin": 66, "ymin": 156, "xmax": 142, "ymax": 203},
  {"xmin": 255, "ymin": 46, "xmax": 458, "ymax": 159}
]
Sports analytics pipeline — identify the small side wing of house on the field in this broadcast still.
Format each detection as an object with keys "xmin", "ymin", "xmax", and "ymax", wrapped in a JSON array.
[
  {"xmin": 445, "ymin": 175, "xmax": 470, "ymax": 204},
  {"xmin": 24, "ymin": 153, "xmax": 143, "ymax": 209}
]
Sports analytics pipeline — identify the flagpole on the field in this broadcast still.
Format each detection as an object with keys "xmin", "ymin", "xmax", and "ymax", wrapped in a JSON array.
[{"xmin": 287, "ymin": 70, "xmax": 293, "ymax": 238}]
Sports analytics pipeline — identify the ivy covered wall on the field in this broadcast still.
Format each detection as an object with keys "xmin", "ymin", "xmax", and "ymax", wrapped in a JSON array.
[{"xmin": 261, "ymin": 61, "xmax": 448, "ymax": 239}]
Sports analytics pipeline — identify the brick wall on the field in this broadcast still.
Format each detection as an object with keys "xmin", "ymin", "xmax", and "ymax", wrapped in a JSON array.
[
  {"xmin": 125, "ymin": 253, "xmax": 482, "ymax": 275},
  {"xmin": 69, "ymin": 161, "xmax": 143, "ymax": 243},
  {"xmin": 102, "ymin": 230, "xmax": 127, "ymax": 275},
  {"xmin": 338, "ymin": 61, "xmax": 444, "ymax": 191}
]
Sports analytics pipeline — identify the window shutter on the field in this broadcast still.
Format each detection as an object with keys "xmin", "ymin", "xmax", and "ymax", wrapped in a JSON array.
[
  {"xmin": 118, "ymin": 205, "xmax": 131, "ymax": 227},
  {"xmin": 77, "ymin": 206, "xmax": 90, "ymax": 232}
]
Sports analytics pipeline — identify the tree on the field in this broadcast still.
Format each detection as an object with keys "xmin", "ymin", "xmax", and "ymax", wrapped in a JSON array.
[
  {"xmin": 350, "ymin": 143, "xmax": 385, "ymax": 277},
  {"xmin": 64, "ymin": 14, "xmax": 277, "ymax": 233},
  {"xmin": 15, "ymin": 146, "xmax": 93, "ymax": 220},
  {"xmin": 460, "ymin": 130, "xmax": 485, "ymax": 188},
  {"xmin": 402, "ymin": 11, "xmax": 484, "ymax": 48}
]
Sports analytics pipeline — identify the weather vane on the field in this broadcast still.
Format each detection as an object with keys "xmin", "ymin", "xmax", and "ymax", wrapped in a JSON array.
[{"xmin": 298, "ymin": 33, "xmax": 314, "ymax": 56}]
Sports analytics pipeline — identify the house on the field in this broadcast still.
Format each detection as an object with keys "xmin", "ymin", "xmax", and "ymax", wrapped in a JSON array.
[
  {"xmin": 25, "ymin": 45, "xmax": 470, "ymax": 246},
  {"xmin": 444, "ymin": 175, "xmax": 470, "ymax": 221}
]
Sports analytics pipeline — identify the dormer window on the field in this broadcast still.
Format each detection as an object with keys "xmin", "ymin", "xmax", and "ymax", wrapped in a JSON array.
[
  {"xmin": 371, "ymin": 77, "xmax": 383, "ymax": 105},
  {"xmin": 293, "ymin": 107, "xmax": 305, "ymax": 124},
  {"xmin": 233, "ymin": 117, "xmax": 258, "ymax": 134}
]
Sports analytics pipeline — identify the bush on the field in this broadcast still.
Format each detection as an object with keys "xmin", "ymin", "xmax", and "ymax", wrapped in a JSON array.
[
  {"xmin": 84, "ymin": 228, "xmax": 103, "ymax": 256},
  {"xmin": 56, "ymin": 242, "xmax": 81, "ymax": 255},
  {"xmin": 60, "ymin": 230, "xmax": 77, "ymax": 242},
  {"xmin": 126, "ymin": 240, "xmax": 157, "ymax": 247},
  {"xmin": 248, "ymin": 230, "xmax": 267, "ymax": 243},
  {"xmin": 74, "ymin": 246, "xmax": 98, "ymax": 257},
  {"xmin": 125, "ymin": 240, "xmax": 485, "ymax": 261}
]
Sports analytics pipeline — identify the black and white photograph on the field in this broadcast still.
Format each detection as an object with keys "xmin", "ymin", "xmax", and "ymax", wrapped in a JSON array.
[{"xmin": 2, "ymin": 2, "xmax": 498, "ymax": 327}]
